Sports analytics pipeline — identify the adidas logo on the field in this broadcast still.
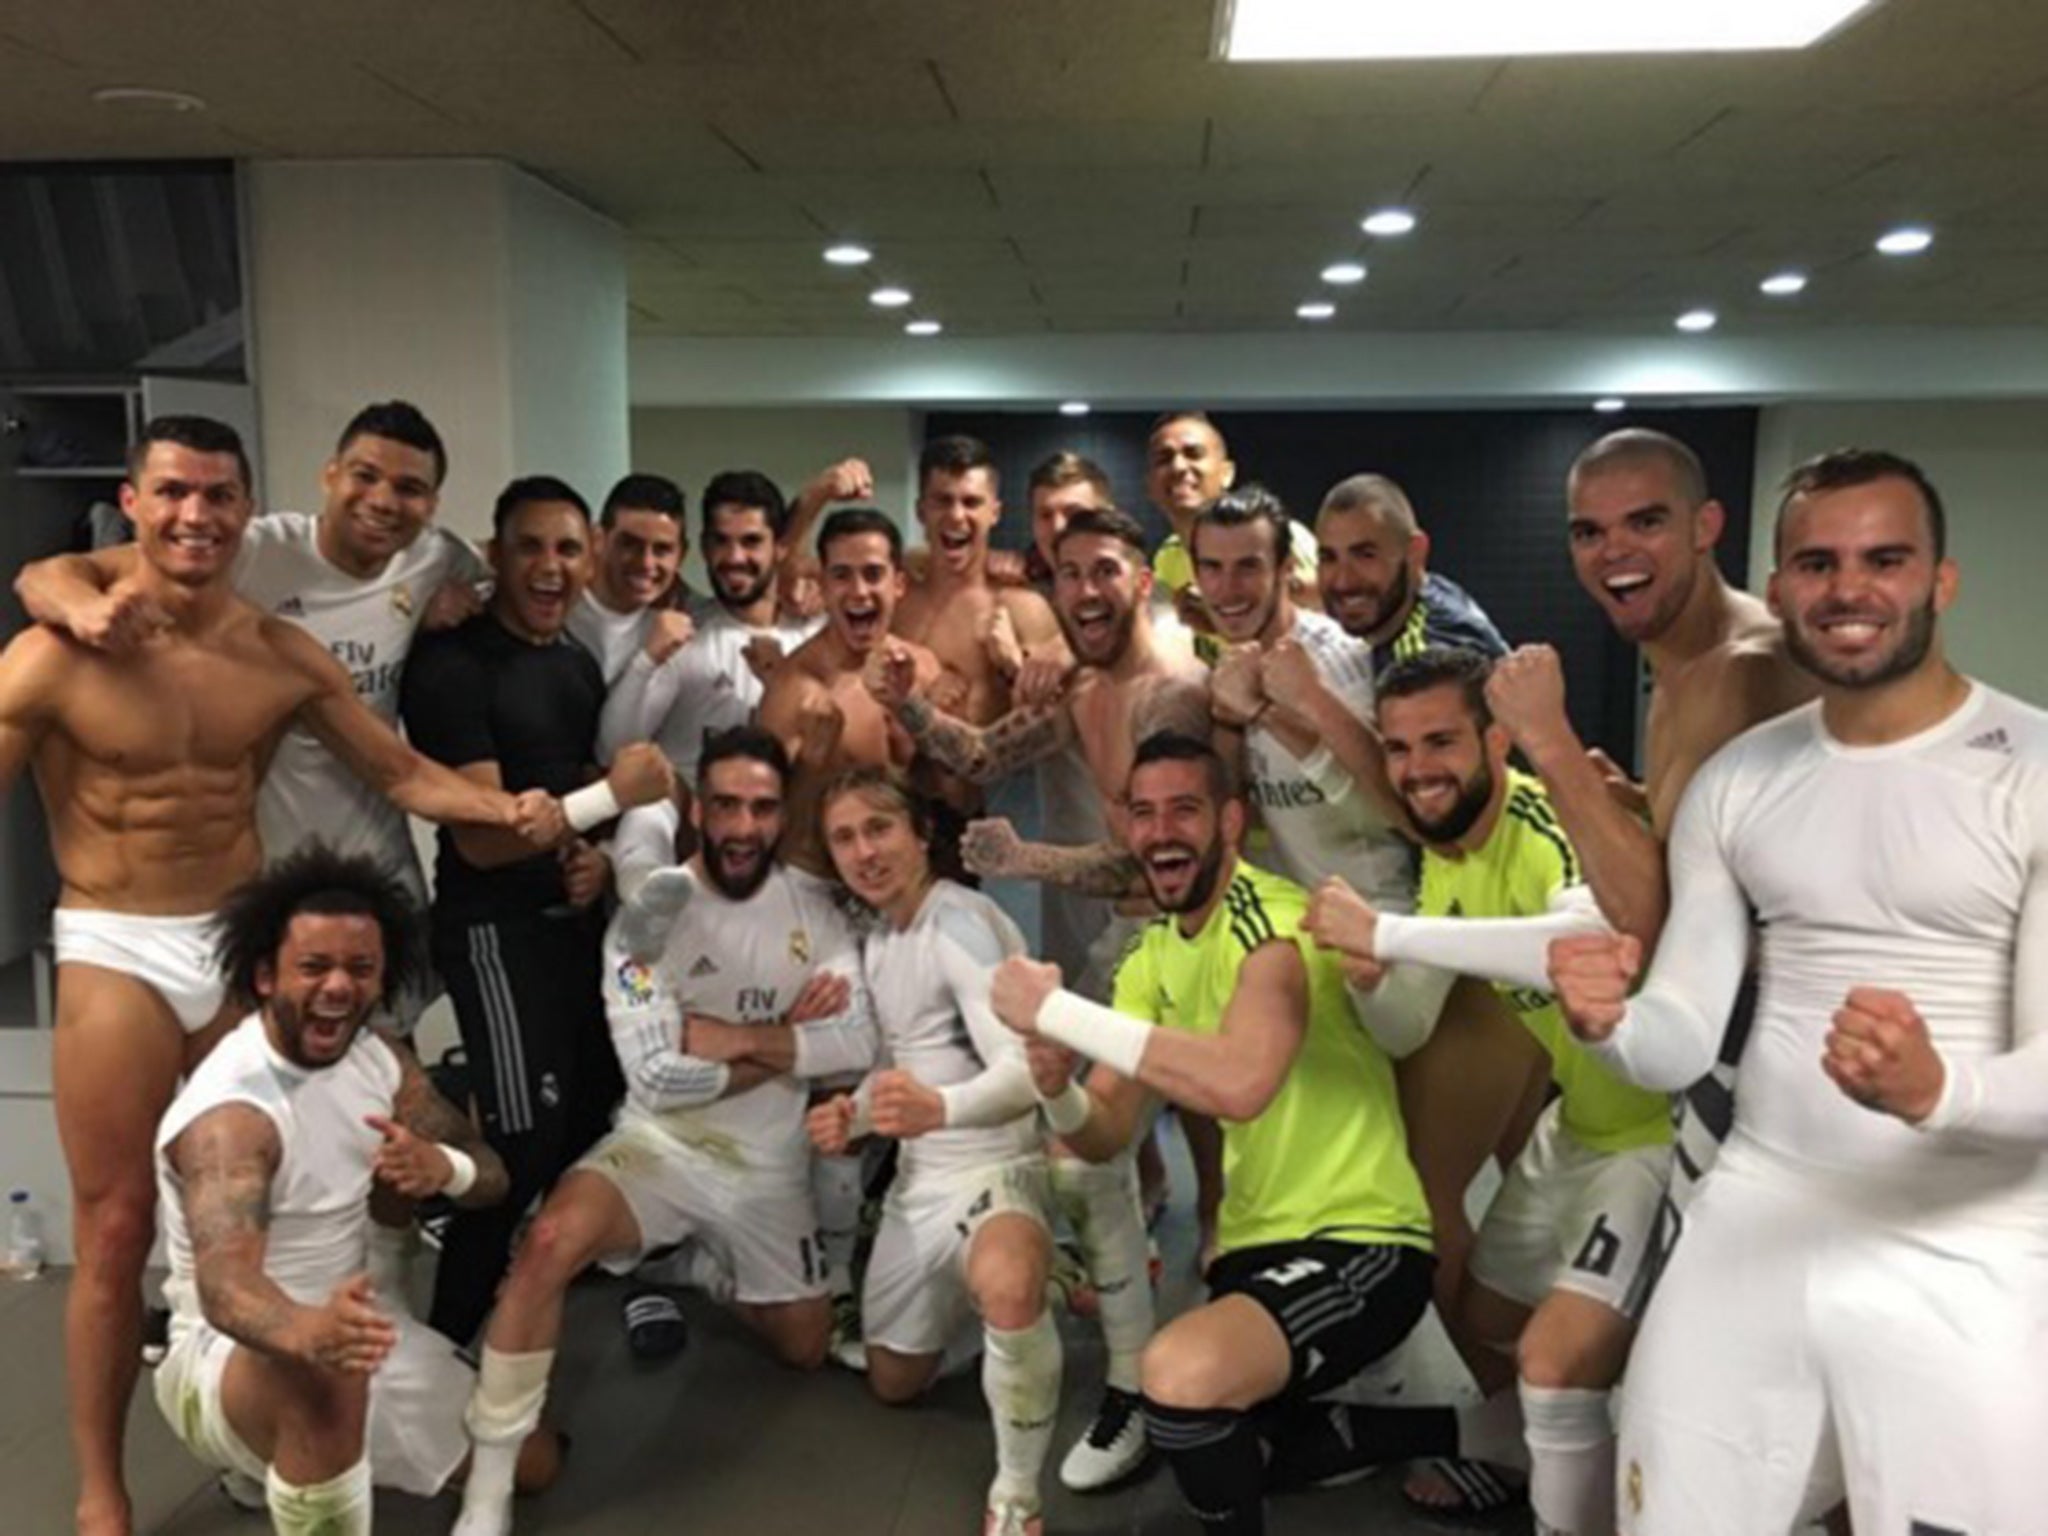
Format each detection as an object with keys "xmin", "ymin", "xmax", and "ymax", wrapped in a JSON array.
[
  {"xmin": 688, "ymin": 955, "xmax": 718, "ymax": 977},
  {"xmin": 1965, "ymin": 727, "xmax": 2012, "ymax": 754},
  {"xmin": 276, "ymin": 596, "xmax": 305, "ymax": 617}
]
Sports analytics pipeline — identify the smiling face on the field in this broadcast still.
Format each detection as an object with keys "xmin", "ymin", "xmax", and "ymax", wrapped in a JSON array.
[
  {"xmin": 694, "ymin": 754, "xmax": 785, "ymax": 899},
  {"xmin": 257, "ymin": 912, "xmax": 385, "ymax": 1070},
  {"xmin": 1146, "ymin": 417, "xmax": 1234, "ymax": 528},
  {"xmin": 1567, "ymin": 458, "xmax": 1723, "ymax": 645},
  {"xmin": 822, "ymin": 785, "xmax": 930, "ymax": 921},
  {"xmin": 121, "ymin": 441, "xmax": 253, "ymax": 587},
  {"xmin": 1376, "ymin": 684, "xmax": 1504, "ymax": 845},
  {"xmin": 597, "ymin": 508, "xmax": 684, "ymax": 613},
  {"xmin": 492, "ymin": 499, "xmax": 591, "ymax": 641},
  {"xmin": 1769, "ymin": 474, "xmax": 1954, "ymax": 691},
  {"xmin": 1192, "ymin": 518, "xmax": 1285, "ymax": 643},
  {"xmin": 1315, "ymin": 502, "xmax": 1425, "ymax": 642},
  {"xmin": 320, "ymin": 433, "xmax": 440, "ymax": 574},
  {"xmin": 820, "ymin": 529, "xmax": 904, "ymax": 656},
  {"xmin": 703, "ymin": 503, "xmax": 781, "ymax": 609},
  {"xmin": 1125, "ymin": 756, "xmax": 1240, "ymax": 917},
  {"xmin": 1053, "ymin": 530, "xmax": 1152, "ymax": 666},
  {"xmin": 917, "ymin": 467, "xmax": 1000, "ymax": 578}
]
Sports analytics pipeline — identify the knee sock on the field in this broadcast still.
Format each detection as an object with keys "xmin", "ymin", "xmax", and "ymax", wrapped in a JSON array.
[
  {"xmin": 265, "ymin": 1456, "xmax": 371, "ymax": 1536},
  {"xmin": 982, "ymin": 1312, "xmax": 1063, "ymax": 1511},
  {"xmin": 1519, "ymin": 1383, "xmax": 1615, "ymax": 1535},
  {"xmin": 1264, "ymin": 1390, "xmax": 1525, "ymax": 1491},
  {"xmin": 454, "ymin": 1346, "xmax": 554, "ymax": 1536},
  {"xmin": 811, "ymin": 1152, "xmax": 864, "ymax": 1295},
  {"xmin": 1051, "ymin": 1155, "xmax": 1154, "ymax": 1393},
  {"xmin": 1143, "ymin": 1399, "xmax": 1266, "ymax": 1535}
]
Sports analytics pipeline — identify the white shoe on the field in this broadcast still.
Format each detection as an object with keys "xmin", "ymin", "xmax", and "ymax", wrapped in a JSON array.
[
  {"xmin": 217, "ymin": 1469, "xmax": 265, "ymax": 1511},
  {"xmin": 829, "ymin": 1292, "xmax": 868, "ymax": 1373},
  {"xmin": 1059, "ymin": 1386, "xmax": 1151, "ymax": 1492}
]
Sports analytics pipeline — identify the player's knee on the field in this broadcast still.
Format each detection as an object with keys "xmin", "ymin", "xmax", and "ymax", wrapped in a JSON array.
[
  {"xmin": 1516, "ymin": 1316, "xmax": 1618, "ymax": 1391},
  {"xmin": 510, "ymin": 1211, "xmax": 596, "ymax": 1292},
  {"xmin": 768, "ymin": 1313, "xmax": 831, "ymax": 1373},
  {"xmin": 971, "ymin": 1263, "xmax": 1046, "ymax": 1332},
  {"xmin": 73, "ymin": 1190, "xmax": 156, "ymax": 1271},
  {"xmin": 1140, "ymin": 1331, "xmax": 1229, "ymax": 1411},
  {"xmin": 864, "ymin": 1359, "xmax": 931, "ymax": 1407}
]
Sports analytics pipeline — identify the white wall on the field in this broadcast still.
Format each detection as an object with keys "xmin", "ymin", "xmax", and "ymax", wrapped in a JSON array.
[
  {"xmin": 1752, "ymin": 400, "xmax": 2048, "ymax": 703},
  {"xmin": 629, "ymin": 405, "xmax": 922, "ymax": 587}
]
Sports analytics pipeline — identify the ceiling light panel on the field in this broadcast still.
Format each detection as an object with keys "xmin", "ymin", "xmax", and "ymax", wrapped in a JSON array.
[{"xmin": 1217, "ymin": 0, "xmax": 1881, "ymax": 60}]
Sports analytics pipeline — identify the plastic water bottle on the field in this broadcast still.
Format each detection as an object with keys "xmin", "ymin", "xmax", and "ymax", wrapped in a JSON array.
[{"xmin": 4, "ymin": 1190, "xmax": 44, "ymax": 1280}]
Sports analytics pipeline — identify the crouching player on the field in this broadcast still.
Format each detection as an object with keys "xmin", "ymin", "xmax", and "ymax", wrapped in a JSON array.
[
  {"xmin": 808, "ymin": 767, "xmax": 1061, "ymax": 1536},
  {"xmin": 154, "ymin": 848, "xmax": 559, "ymax": 1535},
  {"xmin": 453, "ymin": 727, "xmax": 875, "ymax": 1535}
]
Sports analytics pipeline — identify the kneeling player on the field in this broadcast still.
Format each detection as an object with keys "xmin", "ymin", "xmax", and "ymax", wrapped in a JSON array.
[
  {"xmin": 154, "ymin": 848, "xmax": 558, "ymax": 1535},
  {"xmin": 808, "ymin": 768, "xmax": 1061, "ymax": 1536},
  {"xmin": 454, "ymin": 729, "xmax": 874, "ymax": 1536},
  {"xmin": 992, "ymin": 734, "xmax": 1435, "ymax": 1535}
]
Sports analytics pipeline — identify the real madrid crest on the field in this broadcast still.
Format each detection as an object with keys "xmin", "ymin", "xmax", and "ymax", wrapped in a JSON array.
[
  {"xmin": 1626, "ymin": 1458, "xmax": 1643, "ymax": 1516},
  {"xmin": 392, "ymin": 582, "xmax": 414, "ymax": 617},
  {"xmin": 789, "ymin": 930, "xmax": 810, "ymax": 964}
]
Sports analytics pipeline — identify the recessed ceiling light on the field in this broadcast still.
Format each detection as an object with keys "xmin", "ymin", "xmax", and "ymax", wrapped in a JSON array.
[
  {"xmin": 869, "ymin": 286, "xmax": 913, "ymax": 308},
  {"xmin": 1675, "ymin": 308, "xmax": 1718, "ymax": 332},
  {"xmin": 1320, "ymin": 261, "xmax": 1368, "ymax": 285},
  {"xmin": 1360, "ymin": 208, "xmax": 1417, "ymax": 238},
  {"xmin": 904, "ymin": 318, "xmax": 942, "ymax": 337},
  {"xmin": 824, "ymin": 243, "xmax": 873, "ymax": 266},
  {"xmin": 1059, "ymin": 401, "xmax": 1091, "ymax": 417},
  {"xmin": 1216, "ymin": 0, "xmax": 1880, "ymax": 60},
  {"xmin": 1296, "ymin": 300, "xmax": 1337, "ymax": 321},
  {"xmin": 1759, "ymin": 271, "xmax": 1809, "ymax": 296},
  {"xmin": 1593, "ymin": 397, "xmax": 1628, "ymax": 413},
  {"xmin": 1875, "ymin": 226, "xmax": 1933, "ymax": 256},
  {"xmin": 90, "ymin": 85, "xmax": 207, "ymax": 114}
]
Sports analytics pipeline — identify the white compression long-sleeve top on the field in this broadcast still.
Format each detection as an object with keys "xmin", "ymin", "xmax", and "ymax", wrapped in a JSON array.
[
  {"xmin": 1593, "ymin": 686, "xmax": 2048, "ymax": 1209},
  {"xmin": 1372, "ymin": 883, "xmax": 1612, "ymax": 996}
]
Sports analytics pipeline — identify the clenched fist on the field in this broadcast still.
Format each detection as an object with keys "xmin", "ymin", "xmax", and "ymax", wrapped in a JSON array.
[
  {"xmin": 992, "ymin": 955, "xmax": 1063, "ymax": 1036},
  {"xmin": 1823, "ymin": 987, "xmax": 1945, "ymax": 1124},
  {"xmin": 1304, "ymin": 876, "xmax": 1380, "ymax": 962},
  {"xmin": 1484, "ymin": 645, "xmax": 1573, "ymax": 759},
  {"xmin": 1209, "ymin": 643, "xmax": 1266, "ymax": 728},
  {"xmin": 806, "ymin": 1093, "xmax": 860, "ymax": 1156},
  {"xmin": 869, "ymin": 1068, "xmax": 946, "ymax": 1139},
  {"xmin": 1546, "ymin": 930, "xmax": 1643, "ymax": 1043},
  {"xmin": 609, "ymin": 742, "xmax": 677, "ymax": 810},
  {"xmin": 962, "ymin": 817, "xmax": 1028, "ymax": 880}
]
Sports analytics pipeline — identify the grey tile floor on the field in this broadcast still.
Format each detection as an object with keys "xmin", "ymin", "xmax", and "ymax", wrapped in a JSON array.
[{"xmin": 2, "ymin": 1181, "xmax": 1532, "ymax": 1536}]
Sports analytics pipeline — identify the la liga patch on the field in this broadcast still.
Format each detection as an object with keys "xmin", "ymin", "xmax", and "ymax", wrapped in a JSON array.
[{"xmin": 615, "ymin": 957, "xmax": 657, "ymax": 1006}]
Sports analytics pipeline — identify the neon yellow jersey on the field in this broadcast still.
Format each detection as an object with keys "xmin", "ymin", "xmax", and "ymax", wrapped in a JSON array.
[
  {"xmin": 1113, "ymin": 860, "xmax": 1432, "ymax": 1255},
  {"xmin": 1419, "ymin": 770, "xmax": 1671, "ymax": 1154}
]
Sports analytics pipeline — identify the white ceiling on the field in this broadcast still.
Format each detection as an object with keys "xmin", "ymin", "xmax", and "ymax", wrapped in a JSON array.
[{"xmin": 4, "ymin": 0, "xmax": 2046, "ymax": 338}]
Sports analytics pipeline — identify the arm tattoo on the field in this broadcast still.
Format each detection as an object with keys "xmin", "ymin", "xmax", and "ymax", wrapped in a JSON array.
[
  {"xmin": 1011, "ymin": 838, "xmax": 1145, "ymax": 897},
  {"xmin": 898, "ymin": 694, "xmax": 1068, "ymax": 783},
  {"xmin": 389, "ymin": 1042, "xmax": 511, "ymax": 1208},
  {"xmin": 174, "ymin": 1106, "xmax": 301, "ymax": 1355}
]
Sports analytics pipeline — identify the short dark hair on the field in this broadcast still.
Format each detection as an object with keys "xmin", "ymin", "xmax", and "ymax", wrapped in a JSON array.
[
  {"xmin": 1568, "ymin": 428, "xmax": 1709, "ymax": 510},
  {"xmin": 701, "ymin": 470, "xmax": 790, "ymax": 540},
  {"xmin": 336, "ymin": 401, "xmax": 447, "ymax": 487},
  {"xmin": 817, "ymin": 506, "xmax": 904, "ymax": 566},
  {"xmin": 1027, "ymin": 451, "xmax": 1112, "ymax": 500},
  {"xmin": 492, "ymin": 475, "xmax": 591, "ymax": 539},
  {"xmin": 697, "ymin": 724, "xmax": 791, "ymax": 793},
  {"xmin": 1192, "ymin": 483, "xmax": 1291, "ymax": 572},
  {"xmin": 819, "ymin": 765, "xmax": 933, "ymax": 846},
  {"xmin": 601, "ymin": 472, "xmax": 686, "ymax": 530},
  {"xmin": 1149, "ymin": 410, "xmax": 1220, "ymax": 440},
  {"xmin": 1053, "ymin": 506, "xmax": 1149, "ymax": 561},
  {"xmin": 129, "ymin": 415, "xmax": 252, "ymax": 492},
  {"xmin": 1775, "ymin": 448, "xmax": 1947, "ymax": 561},
  {"xmin": 1375, "ymin": 645, "xmax": 1495, "ymax": 731},
  {"xmin": 213, "ymin": 844, "xmax": 422, "ymax": 1011},
  {"xmin": 919, "ymin": 435, "xmax": 997, "ymax": 493},
  {"xmin": 1130, "ymin": 729, "xmax": 1233, "ymax": 804}
]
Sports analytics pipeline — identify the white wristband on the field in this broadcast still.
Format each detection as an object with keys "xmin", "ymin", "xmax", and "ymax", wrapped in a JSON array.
[
  {"xmin": 563, "ymin": 779, "xmax": 622, "ymax": 833},
  {"xmin": 1037, "ymin": 989, "xmax": 1152, "ymax": 1080},
  {"xmin": 1041, "ymin": 1081, "xmax": 1092, "ymax": 1137},
  {"xmin": 438, "ymin": 1144, "xmax": 478, "ymax": 1198}
]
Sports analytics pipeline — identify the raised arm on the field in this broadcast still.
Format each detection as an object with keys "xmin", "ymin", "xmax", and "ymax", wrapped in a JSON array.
[
  {"xmin": 1256, "ymin": 638, "xmax": 1410, "ymax": 829},
  {"xmin": 960, "ymin": 818, "xmax": 1144, "ymax": 897},
  {"xmin": 170, "ymin": 1103, "xmax": 396, "ymax": 1371},
  {"xmin": 1552, "ymin": 768, "xmax": 1752, "ymax": 1091},
  {"xmin": 12, "ymin": 545, "xmax": 170, "ymax": 653},
  {"xmin": 1309, "ymin": 877, "xmax": 1613, "ymax": 996},
  {"xmin": 376, "ymin": 1034, "xmax": 511, "ymax": 1208}
]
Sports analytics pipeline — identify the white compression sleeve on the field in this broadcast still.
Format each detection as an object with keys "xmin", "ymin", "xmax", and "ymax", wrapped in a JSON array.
[
  {"xmin": 789, "ymin": 953, "xmax": 881, "ymax": 1081},
  {"xmin": 1036, "ymin": 988, "xmax": 1151, "ymax": 1080},
  {"xmin": 611, "ymin": 801, "xmax": 683, "ymax": 907},
  {"xmin": 1920, "ymin": 838, "xmax": 2048, "ymax": 1145},
  {"xmin": 932, "ymin": 910, "xmax": 1042, "ymax": 1129},
  {"xmin": 1373, "ymin": 884, "xmax": 1613, "ymax": 995},
  {"xmin": 1593, "ymin": 774, "xmax": 1753, "ymax": 1092}
]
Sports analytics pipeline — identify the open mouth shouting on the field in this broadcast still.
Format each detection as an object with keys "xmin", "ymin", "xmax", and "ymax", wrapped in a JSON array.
[{"xmin": 838, "ymin": 597, "xmax": 887, "ymax": 649}]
